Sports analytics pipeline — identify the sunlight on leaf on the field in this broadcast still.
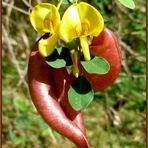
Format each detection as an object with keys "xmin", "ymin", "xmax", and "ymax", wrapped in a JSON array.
[{"xmin": 118, "ymin": 0, "xmax": 135, "ymax": 9}]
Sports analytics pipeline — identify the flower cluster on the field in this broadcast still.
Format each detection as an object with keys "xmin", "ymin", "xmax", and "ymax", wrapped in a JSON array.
[{"xmin": 30, "ymin": 2, "xmax": 104, "ymax": 77}]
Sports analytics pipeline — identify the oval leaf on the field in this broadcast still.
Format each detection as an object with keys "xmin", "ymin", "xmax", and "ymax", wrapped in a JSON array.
[
  {"xmin": 45, "ymin": 49, "xmax": 66, "ymax": 68},
  {"xmin": 118, "ymin": 0, "xmax": 135, "ymax": 9},
  {"xmin": 68, "ymin": 76, "xmax": 94, "ymax": 111},
  {"xmin": 81, "ymin": 57, "xmax": 110, "ymax": 74},
  {"xmin": 46, "ymin": 59, "xmax": 66, "ymax": 68},
  {"xmin": 63, "ymin": 0, "xmax": 70, "ymax": 4}
]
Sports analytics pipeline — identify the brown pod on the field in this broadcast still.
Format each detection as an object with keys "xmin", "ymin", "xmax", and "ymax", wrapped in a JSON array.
[
  {"xmin": 52, "ymin": 68, "xmax": 86, "ymax": 135},
  {"xmin": 28, "ymin": 42, "xmax": 89, "ymax": 148},
  {"xmin": 82, "ymin": 28, "xmax": 122, "ymax": 92}
]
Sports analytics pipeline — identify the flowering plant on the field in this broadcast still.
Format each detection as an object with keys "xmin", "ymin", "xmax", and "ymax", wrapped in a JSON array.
[
  {"xmin": 30, "ymin": 1, "xmax": 111, "ymax": 110},
  {"xmin": 27, "ymin": 0, "xmax": 135, "ymax": 147}
]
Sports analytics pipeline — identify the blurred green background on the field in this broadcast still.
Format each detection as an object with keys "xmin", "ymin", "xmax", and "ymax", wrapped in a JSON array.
[{"xmin": 2, "ymin": 0, "xmax": 146, "ymax": 148}]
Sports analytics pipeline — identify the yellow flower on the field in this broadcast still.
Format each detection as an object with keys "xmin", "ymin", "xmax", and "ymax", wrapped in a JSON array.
[
  {"xmin": 30, "ymin": 3, "xmax": 60, "ymax": 57},
  {"xmin": 59, "ymin": 2, "xmax": 104, "ymax": 61},
  {"xmin": 30, "ymin": 2, "xmax": 104, "ymax": 77}
]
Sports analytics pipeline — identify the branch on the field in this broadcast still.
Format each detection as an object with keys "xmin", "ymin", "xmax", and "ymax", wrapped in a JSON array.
[
  {"xmin": 2, "ymin": 24, "xmax": 27, "ymax": 88},
  {"xmin": 2, "ymin": 1, "xmax": 29, "ymax": 15},
  {"xmin": 120, "ymin": 41, "xmax": 146, "ymax": 63}
]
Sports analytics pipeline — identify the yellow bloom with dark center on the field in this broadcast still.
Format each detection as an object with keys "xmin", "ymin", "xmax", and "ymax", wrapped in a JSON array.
[
  {"xmin": 30, "ymin": 3, "xmax": 60, "ymax": 57},
  {"xmin": 59, "ymin": 2, "xmax": 104, "ymax": 61}
]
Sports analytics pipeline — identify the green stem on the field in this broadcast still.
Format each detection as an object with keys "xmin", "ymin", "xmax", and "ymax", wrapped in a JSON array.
[{"xmin": 57, "ymin": 0, "xmax": 63, "ymax": 10}]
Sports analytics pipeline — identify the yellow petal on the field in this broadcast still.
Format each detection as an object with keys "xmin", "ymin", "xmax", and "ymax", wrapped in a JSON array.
[
  {"xmin": 80, "ymin": 36, "xmax": 90, "ymax": 61},
  {"xmin": 59, "ymin": 2, "xmax": 103, "ymax": 42},
  {"xmin": 59, "ymin": 4, "xmax": 81, "ymax": 42},
  {"xmin": 78, "ymin": 2, "xmax": 104, "ymax": 36},
  {"xmin": 30, "ymin": 3, "xmax": 60, "ymax": 33},
  {"xmin": 38, "ymin": 33, "xmax": 59, "ymax": 57}
]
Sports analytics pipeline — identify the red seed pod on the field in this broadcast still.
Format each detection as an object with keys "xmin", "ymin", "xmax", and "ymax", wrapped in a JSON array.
[
  {"xmin": 28, "ymin": 42, "xmax": 89, "ymax": 148},
  {"xmin": 82, "ymin": 28, "xmax": 122, "ymax": 92},
  {"xmin": 51, "ymin": 68, "xmax": 86, "ymax": 135},
  {"xmin": 27, "ymin": 27, "xmax": 121, "ymax": 147}
]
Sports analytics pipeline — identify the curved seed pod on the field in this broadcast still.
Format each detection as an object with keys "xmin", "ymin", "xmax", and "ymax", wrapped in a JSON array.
[
  {"xmin": 52, "ymin": 68, "xmax": 86, "ymax": 135},
  {"xmin": 82, "ymin": 28, "xmax": 122, "ymax": 92},
  {"xmin": 28, "ymin": 42, "xmax": 89, "ymax": 148}
]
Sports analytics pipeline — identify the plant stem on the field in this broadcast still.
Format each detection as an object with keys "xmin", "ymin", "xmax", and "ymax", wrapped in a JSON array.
[
  {"xmin": 57, "ymin": 0, "xmax": 63, "ymax": 10},
  {"xmin": 48, "ymin": 128, "xmax": 59, "ymax": 146}
]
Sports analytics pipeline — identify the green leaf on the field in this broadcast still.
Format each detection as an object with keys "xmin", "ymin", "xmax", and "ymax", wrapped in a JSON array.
[
  {"xmin": 56, "ymin": 47, "xmax": 63, "ymax": 55},
  {"xmin": 68, "ymin": 76, "xmax": 94, "ymax": 111},
  {"xmin": 81, "ymin": 57, "xmax": 110, "ymax": 74},
  {"xmin": 46, "ymin": 59, "xmax": 66, "ymax": 68},
  {"xmin": 66, "ymin": 65, "xmax": 73, "ymax": 74},
  {"xmin": 13, "ymin": 137, "xmax": 28, "ymax": 146},
  {"xmin": 9, "ymin": 126, "xmax": 16, "ymax": 141},
  {"xmin": 46, "ymin": 48, "xmax": 72, "ymax": 68},
  {"xmin": 15, "ymin": 100, "xmax": 27, "ymax": 111},
  {"xmin": 15, "ymin": 114, "xmax": 32, "ymax": 129},
  {"xmin": 62, "ymin": 0, "xmax": 70, "ymax": 4},
  {"xmin": 118, "ymin": 0, "xmax": 135, "ymax": 9},
  {"xmin": 45, "ymin": 49, "xmax": 66, "ymax": 68}
]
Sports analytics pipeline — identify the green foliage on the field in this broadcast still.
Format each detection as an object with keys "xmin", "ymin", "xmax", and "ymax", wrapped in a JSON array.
[
  {"xmin": 118, "ymin": 0, "xmax": 135, "ymax": 9},
  {"xmin": 68, "ymin": 76, "xmax": 94, "ymax": 110},
  {"xmin": 46, "ymin": 47, "xmax": 73, "ymax": 68},
  {"xmin": 15, "ymin": 114, "xmax": 33, "ymax": 129},
  {"xmin": 46, "ymin": 49, "xmax": 66, "ymax": 68},
  {"xmin": 62, "ymin": 0, "xmax": 70, "ymax": 4},
  {"xmin": 9, "ymin": 126, "xmax": 28, "ymax": 146},
  {"xmin": 81, "ymin": 56, "xmax": 110, "ymax": 74},
  {"xmin": 15, "ymin": 100, "xmax": 28, "ymax": 111},
  {"xmin": 2, "ymin": 0, "xmax": 146, "ymax": 148}
]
